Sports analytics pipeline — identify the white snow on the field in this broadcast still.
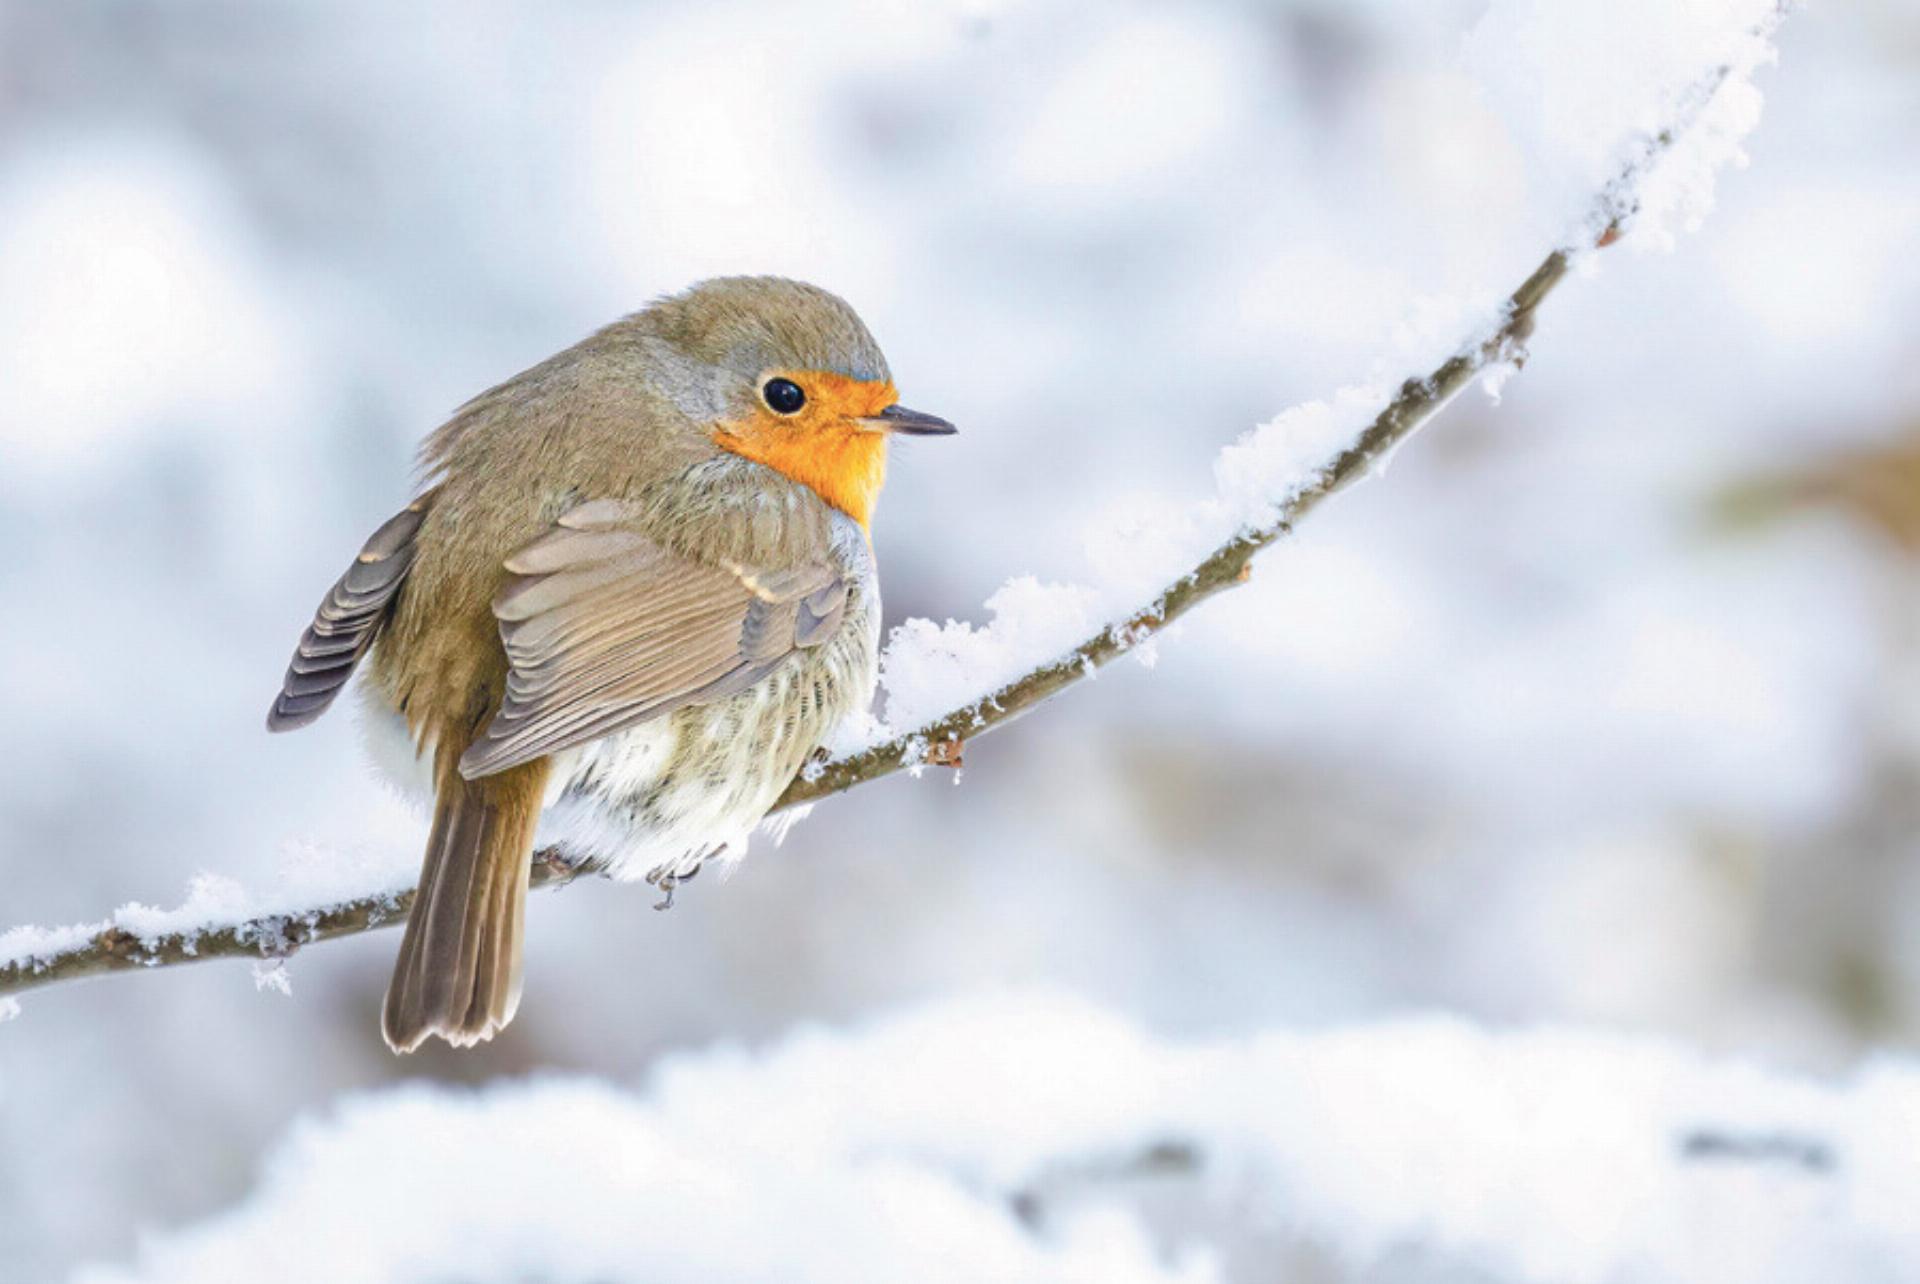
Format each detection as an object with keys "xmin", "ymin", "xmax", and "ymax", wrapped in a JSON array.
[
  {"xmin": 72, "ymin": 994, "xmax": 1920, "ymax": 1284},
  {"xmin": 846, "ymin": 576, "xmax": 1107, "ymax": 750},
  {"xmin": 250, "ymin": 961, "xmax": 293, "ymax": 997},
  {"xmin": 0, "ymin": 843, "xmax": 414, "ymax": 980},
  {"xmin": 1465, "ymin": 0, "xmax": 1781, "ymax": 249}
]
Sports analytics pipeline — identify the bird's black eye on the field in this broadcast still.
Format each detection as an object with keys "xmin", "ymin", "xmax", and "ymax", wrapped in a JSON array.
[{"xmin": 762, "ymin": 377, "xmax": 806, "ymax": 415}]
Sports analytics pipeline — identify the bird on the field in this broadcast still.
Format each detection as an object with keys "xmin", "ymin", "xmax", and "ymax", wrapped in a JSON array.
[{"xmin": 265, "ymin": 276, "xmax": 955, "ymax": 1053}]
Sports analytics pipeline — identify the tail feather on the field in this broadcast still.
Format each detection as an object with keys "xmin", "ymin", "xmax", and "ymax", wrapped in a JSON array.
[{"xmin": 383, "ymin": 756, "xmax": 549, "ymax": 1054}]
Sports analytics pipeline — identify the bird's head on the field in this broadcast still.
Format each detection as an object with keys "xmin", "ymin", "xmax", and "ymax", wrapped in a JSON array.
[{"xmin": 640, "ymin": 276, "xmax": 954, "ymax": 529}]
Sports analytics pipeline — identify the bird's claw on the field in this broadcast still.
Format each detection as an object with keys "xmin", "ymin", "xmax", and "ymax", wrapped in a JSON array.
[{"xmin": 646, "ymin": 858, "xmax": 706, "ymax": 911}]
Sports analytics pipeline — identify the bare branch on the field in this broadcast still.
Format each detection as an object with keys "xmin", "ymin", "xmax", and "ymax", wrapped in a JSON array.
[{"xmin": 0, "ymin": 19, "xmax": 1780, "ymax": 999}]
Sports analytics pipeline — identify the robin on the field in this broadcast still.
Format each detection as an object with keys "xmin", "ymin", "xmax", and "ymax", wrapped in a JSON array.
[{"xmin": 266, "ymin": 277, "xmax": 955, "ymax": 1053}]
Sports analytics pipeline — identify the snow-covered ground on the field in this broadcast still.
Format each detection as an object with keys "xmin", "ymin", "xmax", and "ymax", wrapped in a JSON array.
[
  {"xmin": 73, "ymin": 994, "xmax": 1920, "ymax": 1284},
  {"xmin": 2, "ymin": 0, "xmax": 1918, "ymax": 1279}
]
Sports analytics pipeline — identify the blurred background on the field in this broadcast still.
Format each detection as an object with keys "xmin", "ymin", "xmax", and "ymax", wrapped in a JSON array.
[{"xmin": 1, "ymin": 0, "xmax": 1917, "ymax": 1277}]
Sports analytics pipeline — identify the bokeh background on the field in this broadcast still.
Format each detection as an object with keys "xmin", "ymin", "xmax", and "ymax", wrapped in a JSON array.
[{"xmin": 1, "ymin": 0, "xmax": 1917, "ymax": 1278}]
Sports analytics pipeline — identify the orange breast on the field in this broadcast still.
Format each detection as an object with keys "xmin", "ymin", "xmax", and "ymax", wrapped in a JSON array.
[{"xmin": 711, "ymin": 372, "xmax": 897, "ymax": 529}]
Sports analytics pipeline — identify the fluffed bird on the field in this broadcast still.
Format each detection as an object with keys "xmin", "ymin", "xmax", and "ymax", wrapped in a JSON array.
[{"xmin": 267, "ymin": 277, "xmax": 955, "ymax": 1052}]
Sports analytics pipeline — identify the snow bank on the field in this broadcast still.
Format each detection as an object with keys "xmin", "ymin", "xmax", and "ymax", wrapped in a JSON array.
[{"xmin": 76, "ymin": 994, "xmax": 1920, "ymax": 1284}]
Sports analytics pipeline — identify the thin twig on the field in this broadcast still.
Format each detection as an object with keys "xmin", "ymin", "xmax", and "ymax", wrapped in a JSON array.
[{"xmin": 0, "ymin": 21, "xmax": 1777, "ymax": 998}]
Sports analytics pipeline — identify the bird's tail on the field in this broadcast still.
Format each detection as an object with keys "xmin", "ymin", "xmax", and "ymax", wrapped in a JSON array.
[{"xmin": 382, "ymin": 750, "xmax": 550, "ymax": 1053}]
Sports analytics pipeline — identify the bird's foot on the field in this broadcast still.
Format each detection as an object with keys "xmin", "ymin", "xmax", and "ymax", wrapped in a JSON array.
[{"xmin": 645, "ymin": 852, "xmax": 714, "ymax": 911}]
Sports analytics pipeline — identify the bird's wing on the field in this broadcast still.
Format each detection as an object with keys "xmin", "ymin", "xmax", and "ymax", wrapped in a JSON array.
[
  {"xmin": 268, "ymin": 497, "xmax": 430, "ymax": 732},
  {"xmin": 457, "ymin": 498, "xmax": 849, "ymax": 779}
]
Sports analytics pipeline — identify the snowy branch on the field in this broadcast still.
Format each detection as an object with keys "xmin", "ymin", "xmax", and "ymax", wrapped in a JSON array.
[
  {"xmin": 0, "ymin": 252, "xmax": 1556, "ymax": 999},
  {"xmin": 0, "ymin": 3, "xmax": 1786, "ymax": 1001}
]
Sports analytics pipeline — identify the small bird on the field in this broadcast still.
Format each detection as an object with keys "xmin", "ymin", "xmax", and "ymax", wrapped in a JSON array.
[{"xmin": 267, "ymin": 277, "xmax": 954, "ymax": 1053}]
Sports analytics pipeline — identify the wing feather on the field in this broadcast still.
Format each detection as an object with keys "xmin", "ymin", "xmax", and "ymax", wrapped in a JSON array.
[
  {"xmin": 457, "ymin": 502, "xmax": 850, "ymax": 779},
  {"xmin": 267, "ymin": 499, "xmax": 428, "ymax": 732}
]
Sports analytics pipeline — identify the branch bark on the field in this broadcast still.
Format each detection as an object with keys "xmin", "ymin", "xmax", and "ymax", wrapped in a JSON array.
[{"xmin": 0, "ymin": 22, "xmax": 1776, "ymax": 998}]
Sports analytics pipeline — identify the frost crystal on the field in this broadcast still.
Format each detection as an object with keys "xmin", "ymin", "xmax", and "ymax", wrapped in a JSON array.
[{"xmin": 251, "ymin": 962, "xmax": 293, "ymax": 997}]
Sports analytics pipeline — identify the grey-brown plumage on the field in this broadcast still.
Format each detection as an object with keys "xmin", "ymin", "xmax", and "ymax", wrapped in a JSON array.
[
  {"xmin": 458, "ymin": 498, "xmax": 851, "ymax": 778},
  {"xmin": 382, "ymin": 754, "xmax": 548, "ymax": 1051},
  {"xmin": 265, "ymin": 276, "xmax": 952, "ymax": 1053}
]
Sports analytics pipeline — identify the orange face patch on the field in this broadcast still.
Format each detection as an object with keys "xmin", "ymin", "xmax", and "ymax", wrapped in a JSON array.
[{"xmin": 711, "ymin": 371, "xmax": 899, "ymax": 530}]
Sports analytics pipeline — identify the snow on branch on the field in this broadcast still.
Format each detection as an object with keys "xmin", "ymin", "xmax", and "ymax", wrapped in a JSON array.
[
  {"xmin": 0, "ymin": 0, "xmax": 1789, "ymax": 1003},
  {"xmin": 71, "ymin": 995, "xmax": 1920, "ymax": 1284}
]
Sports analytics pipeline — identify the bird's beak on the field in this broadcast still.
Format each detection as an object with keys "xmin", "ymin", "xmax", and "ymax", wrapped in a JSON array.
[{"xmin": 859, "ymin": 404, "xmax": 957, "ymax": 436}]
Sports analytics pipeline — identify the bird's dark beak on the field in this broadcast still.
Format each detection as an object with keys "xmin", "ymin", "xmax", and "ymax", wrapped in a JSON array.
[{"xmin": 861, "ymin": 404, "xmax": 957, "ymax": 436}]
